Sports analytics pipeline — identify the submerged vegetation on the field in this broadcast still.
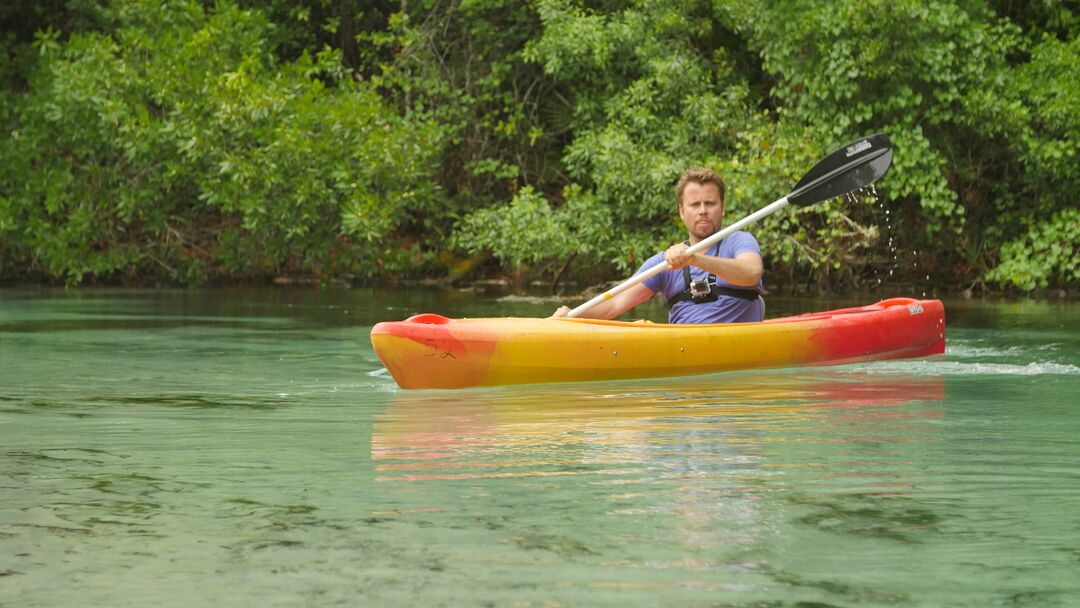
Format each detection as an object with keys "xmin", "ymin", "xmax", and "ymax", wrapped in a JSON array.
[{"xmin": 1, "ymin": 0, "xmax": 1076, "ymax": 293}]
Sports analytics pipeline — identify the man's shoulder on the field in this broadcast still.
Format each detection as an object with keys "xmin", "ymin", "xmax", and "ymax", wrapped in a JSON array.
[
  {"xmin": 636, "ymin": 250, "xmax": 681, "ymax": 293},
  {"xmin": 724, "ymin": 230, "xmax": 760, "ymax": 253}
]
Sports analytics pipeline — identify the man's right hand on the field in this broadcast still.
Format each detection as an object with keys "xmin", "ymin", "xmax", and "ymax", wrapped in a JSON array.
[
  {"xmin": 664, "ymin": 243, "xmax": 695, "ymax": 269},
  {"xmin": 551, "ymin": 306, "xmax": 571, "ymax": 318}
]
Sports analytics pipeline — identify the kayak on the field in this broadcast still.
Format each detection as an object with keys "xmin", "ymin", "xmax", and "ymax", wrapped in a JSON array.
[{"xmin": 370, "ymin": 297, "xmax": 945, "ymax": 390}]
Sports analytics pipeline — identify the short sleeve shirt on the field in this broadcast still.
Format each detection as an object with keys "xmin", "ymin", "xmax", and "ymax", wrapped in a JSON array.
[{"xmin": 638, "ymin": 231, "xmax": 764, "ymax": 324}]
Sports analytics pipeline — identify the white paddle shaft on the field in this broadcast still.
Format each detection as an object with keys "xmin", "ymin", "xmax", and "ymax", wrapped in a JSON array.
[{"xmin": 567, "ymin": 196, "xmax": 789, "ymax": 318}]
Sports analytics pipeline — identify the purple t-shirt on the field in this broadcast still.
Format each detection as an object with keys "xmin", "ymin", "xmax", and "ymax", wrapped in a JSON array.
[{"xmin": 638, "ymin": 231, "xmax": 764, "ymax": 324}]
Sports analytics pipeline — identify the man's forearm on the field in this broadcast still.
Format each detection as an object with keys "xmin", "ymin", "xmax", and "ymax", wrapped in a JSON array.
[{"xmin": 691, "ymin": 254, "xmax": 763, "ymax": 287}]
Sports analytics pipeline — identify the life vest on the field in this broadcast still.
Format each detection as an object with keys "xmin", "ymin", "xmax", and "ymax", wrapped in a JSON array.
[{"xmin": 664, "ymin": 241, "xmax": 761, "ymax": 308}]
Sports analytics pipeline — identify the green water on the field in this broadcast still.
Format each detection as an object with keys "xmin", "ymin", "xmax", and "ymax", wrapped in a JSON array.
[{"xmin": 2, "ymin": 288, "xmax": 1079, "ymax": 607}]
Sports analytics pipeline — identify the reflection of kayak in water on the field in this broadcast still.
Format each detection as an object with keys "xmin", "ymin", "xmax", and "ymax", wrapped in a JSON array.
[
  {"xmin": 371, "ymin": 371, "xmax": 946, "ymax": 481},
  {"xmin": 370, "ymin": 298, "xmax": 946, "ymax": 390}
]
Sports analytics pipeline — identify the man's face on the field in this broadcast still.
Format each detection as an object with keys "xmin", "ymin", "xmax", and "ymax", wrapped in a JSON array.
[{"xmin": 679, "ymin": 182, "xmax": 724, "ymax": 243}]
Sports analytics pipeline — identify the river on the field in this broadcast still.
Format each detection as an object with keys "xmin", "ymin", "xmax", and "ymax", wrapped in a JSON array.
[{"xmin": 2, "ymin": 287, "xmax": 1078, "ymax": 606}]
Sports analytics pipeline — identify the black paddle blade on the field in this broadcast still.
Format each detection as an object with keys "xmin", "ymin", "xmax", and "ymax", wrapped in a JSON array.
[{"xmin": 787, "ymin": 133, "xmax": 893, "ymax": 207}]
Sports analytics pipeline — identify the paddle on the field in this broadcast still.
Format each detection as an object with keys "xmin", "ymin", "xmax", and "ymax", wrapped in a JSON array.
[{"xmin": 567, "ymin": 133, "xmax": 894, "ymax": 318}]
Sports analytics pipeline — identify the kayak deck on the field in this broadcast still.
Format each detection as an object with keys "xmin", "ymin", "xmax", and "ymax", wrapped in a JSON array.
[{"xmin": 370, "ymin": 297, "xmax": 946, "ymax": 390}]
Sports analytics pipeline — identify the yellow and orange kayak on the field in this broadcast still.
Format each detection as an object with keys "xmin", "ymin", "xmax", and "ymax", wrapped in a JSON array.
[{"xmin": 370, "ymin": 298, "xmax": 945, "ymax": 390}]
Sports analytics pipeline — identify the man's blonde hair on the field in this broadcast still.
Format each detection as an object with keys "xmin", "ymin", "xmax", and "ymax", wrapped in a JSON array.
[{"xmin": 675, "ymin": 167, "xmax": 725, "ymax": 207}]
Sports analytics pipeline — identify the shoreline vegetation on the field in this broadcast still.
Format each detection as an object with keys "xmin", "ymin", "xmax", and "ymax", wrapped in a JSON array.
[
  {"xmin": 2, "ymin": 275, "xmax": 1074, "ymax": 303},
  {"xmin": 1, "ymin": 1, "xmax": 1077, "ymax": 296}
]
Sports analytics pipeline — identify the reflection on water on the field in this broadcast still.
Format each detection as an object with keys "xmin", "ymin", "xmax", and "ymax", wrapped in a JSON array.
[
  {"xmin": 364, "ymin": 372, "xmax": 961, "ymax": 603},
  {"xmin": 3, "ymin": 289, "xmax": 1080, "ymax": 606},
  {"xmin": 374, "ymin": 371, "xmax": 946, "ymax": 485},
  {"xmin": 366, "ymin": 367, "xmax": 1080, "ymax": 606}
]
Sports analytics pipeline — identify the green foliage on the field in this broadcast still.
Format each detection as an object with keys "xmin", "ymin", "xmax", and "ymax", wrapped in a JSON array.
[
  {"xmin": 1, "ymin": 0, "xmax": 1076, "ymax": 292},
  {"xmin": 231, "ymin": 0, "xmax": 395, "ymax": 68},
  {"xmin": 735, "ymin": 1, "xmax": 1027, "ymax": 231},
  {"xmin": 713, "ymin": 0, "xmax": 1077, "ymax": 292},
  {"xmin": 358, "ymin": 0, "xmax": 554, "ymax": 207},
  {"xmin": 452, "ymin": 186, "xmax": 572, "ymax": 272},
  {"xmin": 1011, "ymin": 33, "xmax": 1080, "ymax": 210},
  {"xmin": 987, "ymin": 32, "xmax": 1080, "ymax": 291},
  {"xmin": 0, "ymin": 0, "xmax": 441, "ymax": 284},
  {"xmin": 987, "ymin": 208, "xmax": 1080, "ymax": 290},
  {"xmin": 492, "ymin": 0, "xmax": 767, "ymax": 275},
  {"xmin": 460, "ymin": 0, "xmax": 915, "ymax": 285}
]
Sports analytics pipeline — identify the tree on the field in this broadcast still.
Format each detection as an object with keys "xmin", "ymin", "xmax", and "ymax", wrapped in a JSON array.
[{"xmin": 0, "ymin": 0, "xmax": 443, "ymax": 284}]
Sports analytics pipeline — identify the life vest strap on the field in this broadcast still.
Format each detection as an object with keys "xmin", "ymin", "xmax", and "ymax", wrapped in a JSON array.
[
  {"xmin": 664, "ymin": 239, "xmax": 761, "ymax": 308},
  {"xmin": 667, "ymin": 285, "xmax": 761, "ymax": 307}
]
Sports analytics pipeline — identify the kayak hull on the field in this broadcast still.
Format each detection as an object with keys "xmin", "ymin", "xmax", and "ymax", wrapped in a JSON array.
[{"xmin": 370, "ymin": 298, "xmax": 946, "ymax": 390}]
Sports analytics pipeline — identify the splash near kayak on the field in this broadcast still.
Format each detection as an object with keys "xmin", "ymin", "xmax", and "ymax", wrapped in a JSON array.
[{"xmin": 370, "ymin": 298, "xmax": 945, "ymax": 390}]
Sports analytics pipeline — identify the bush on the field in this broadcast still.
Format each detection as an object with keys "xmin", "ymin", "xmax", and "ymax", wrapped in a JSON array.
[{"xmin": 0, "ymin": 0, "xmax": 442, "ymax": 284}]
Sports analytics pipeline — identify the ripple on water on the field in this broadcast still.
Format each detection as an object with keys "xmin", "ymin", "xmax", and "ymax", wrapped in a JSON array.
[{"xmin": 851, "ymin": 359, "xmax": 1080, "ymax": 376}]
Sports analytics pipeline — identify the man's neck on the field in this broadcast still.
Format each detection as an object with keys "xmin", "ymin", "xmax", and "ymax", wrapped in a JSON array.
[{"xmin": 687, "ymin": 231, "xmax": 721, "ymax": 246}]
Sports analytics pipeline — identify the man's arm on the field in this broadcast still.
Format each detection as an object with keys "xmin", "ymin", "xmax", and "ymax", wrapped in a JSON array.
[
  {"xmin": 551, "ymin": 283, "xmax": 657, "ymax": 319},
  {"xmin": 664, "ymin": 244, "xmax": 763, "ymax": 287}
]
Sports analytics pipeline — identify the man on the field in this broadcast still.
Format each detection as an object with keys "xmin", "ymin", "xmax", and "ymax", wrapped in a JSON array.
[{"xmin": 552, "ymin": 167, "xmax": 764, "ymax": 323}]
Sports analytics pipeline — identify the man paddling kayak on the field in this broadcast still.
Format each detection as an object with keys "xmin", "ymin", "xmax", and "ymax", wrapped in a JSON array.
[{"xmin": 553, "ymin": 167, "xmax": 765, "ymax": 323}]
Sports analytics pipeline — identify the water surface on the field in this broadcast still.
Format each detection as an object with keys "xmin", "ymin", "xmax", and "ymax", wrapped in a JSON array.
[{"xmin": 2, "ymin": 288, "xmax": 1078, "ymax": 606}]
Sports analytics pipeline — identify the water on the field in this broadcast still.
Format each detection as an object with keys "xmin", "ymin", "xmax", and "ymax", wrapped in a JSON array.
[{"xmin": 2, "ymin": 288, "xmax": 1079, "ymax": 606}]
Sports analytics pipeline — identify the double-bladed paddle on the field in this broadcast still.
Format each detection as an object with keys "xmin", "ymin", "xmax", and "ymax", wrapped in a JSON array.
[{"xmin": 567, "ymin": 133, "xmax": 894, "ymax": 318}]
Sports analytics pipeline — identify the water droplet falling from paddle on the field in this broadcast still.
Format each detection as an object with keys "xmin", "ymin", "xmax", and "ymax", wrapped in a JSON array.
[{"xmin": 877, "ymin": 190, "xmax": 899, "ymax": 292}]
